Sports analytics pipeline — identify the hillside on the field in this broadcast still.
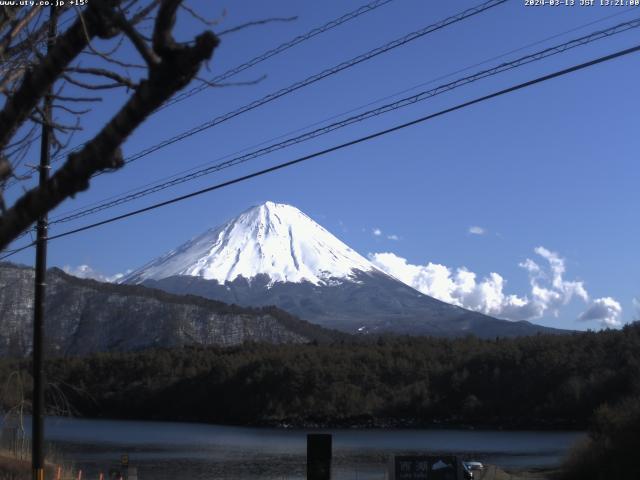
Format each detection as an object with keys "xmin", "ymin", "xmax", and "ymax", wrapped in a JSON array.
[{"xmin": 0, "ymin": 262, "xmax": 345, "ymax": 357}]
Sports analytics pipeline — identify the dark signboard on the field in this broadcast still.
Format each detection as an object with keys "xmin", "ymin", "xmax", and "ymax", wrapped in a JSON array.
[
  {"xmin": 395, "ymin": 456, "xmax": 429, "ymax": 479},
  {"xmin": 394, "ymin": 455, "xmax": 459, "ymax": 480}
]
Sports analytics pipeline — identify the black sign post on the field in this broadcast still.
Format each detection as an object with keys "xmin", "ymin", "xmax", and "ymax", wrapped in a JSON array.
[{"xmin": 307, "ymin": 433, "xmax": 332, "ymax": 480}]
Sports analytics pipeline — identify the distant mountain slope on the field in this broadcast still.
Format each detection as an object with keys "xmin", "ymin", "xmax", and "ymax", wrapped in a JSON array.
[
  {"xmin": 0, "ymin": 263, "xmax": 344, "ymax": 357},
  {"xmin": 123, "ymin": 201, "xmax": 566, "ymax": 338},
  {"xmin": 144, "ymin": 270, "xmax": 566, "ymax": 338}
]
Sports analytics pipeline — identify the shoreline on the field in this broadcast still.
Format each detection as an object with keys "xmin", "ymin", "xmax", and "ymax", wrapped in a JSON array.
[
  {"xmin": 7, "ymin": 410, "xmax": 587, "ymax": 432},
  {"xmin": 43, "ymin": 412, "xmax": 585, "ymax": 432},
  {"xmin": 261, "ymin": 416, "xmax": 584, "ymax": 432}
]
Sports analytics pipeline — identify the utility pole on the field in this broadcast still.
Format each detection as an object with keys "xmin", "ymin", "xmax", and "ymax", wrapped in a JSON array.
[{"xmin": 32, "ymin": 5, "xmax": 57, "ymax": 480}]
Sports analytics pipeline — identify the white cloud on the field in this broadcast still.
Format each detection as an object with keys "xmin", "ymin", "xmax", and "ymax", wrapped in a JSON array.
[
  {"xmin": 522, "ymin": 246, "xmax": 589, "ymax": 317},
  {"xmin": 63, "ymin": 264, "xmax": 130, "ymax": 283},
  {"xmin": 371, "ymin": 227, "xmax": 399, "ymax": 240},
  {"xmin": 468, "ymin": 226, "xmax": 486, "ymax": 235},
  {"xmin": 578, "ymin": 297, "xmax": 623, "ymax": 328},
  {"xmin": 370, "ymin": 253, "xmax": 533, "ymax": 320},
  {"xmin": 369, "ymin": 246, "xmax": 615, "ymax": 325},
  {"xmin": 632, "ymin": 297, "xmax": 640, "ymax": 320}
]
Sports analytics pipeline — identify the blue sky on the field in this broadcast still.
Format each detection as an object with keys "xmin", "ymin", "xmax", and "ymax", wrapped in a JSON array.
[{"xmin": 5, "ymin": 0, "xmax": 640, "ymax": 330}]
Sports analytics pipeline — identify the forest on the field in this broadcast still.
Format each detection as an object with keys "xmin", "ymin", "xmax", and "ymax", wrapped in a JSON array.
[{"xmin": 2, "ymin": 322, "xmax": 639, "ymax": 430}]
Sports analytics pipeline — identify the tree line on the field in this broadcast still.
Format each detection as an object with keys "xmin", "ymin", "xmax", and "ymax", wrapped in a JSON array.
[{"xmin": 2, "ymin": 322, "xmax": 639, "ymax": 431}]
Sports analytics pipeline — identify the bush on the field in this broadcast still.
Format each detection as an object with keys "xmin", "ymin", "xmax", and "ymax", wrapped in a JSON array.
[{"xmin": 561, "ymin": 395, "xmax": 640, "ymax": 480}]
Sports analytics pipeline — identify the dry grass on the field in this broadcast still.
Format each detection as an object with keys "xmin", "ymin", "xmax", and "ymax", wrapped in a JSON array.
[
  {"xmin": 477, "ymin": 464, "xmax": 561, "ymax": 480},
  {"xmin": 0, "ymin": 454, "xmax": 58, "ymax": 480},
  {"xmin": 0, "ymin": 451, "xmax": 75, "ymax": 480}
]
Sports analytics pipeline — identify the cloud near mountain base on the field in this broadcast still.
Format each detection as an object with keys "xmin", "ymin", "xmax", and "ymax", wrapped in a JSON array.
[
  {"xmin": 63, "ymin": 265, "xmax": 131, "ymax": 283},
  {"xmin": 369, "ymin": 246, "xmax": 621, "ymax": 327},
  {"xmin": 577, "ymin": 297, "xmax": 622, "ymax": 328}
]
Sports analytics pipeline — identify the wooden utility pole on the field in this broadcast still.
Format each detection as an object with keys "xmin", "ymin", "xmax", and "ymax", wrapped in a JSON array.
[{"xmin": 32, "ymin": 5, "xmax": 56, "ymax": 480}]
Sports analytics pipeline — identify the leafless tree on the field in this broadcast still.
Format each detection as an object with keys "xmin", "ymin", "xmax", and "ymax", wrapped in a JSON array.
[
  {"xmin": 1, "ymin": 366, "xmax": 88, "ymax": 459},
  {"xmin": 0, "ymin": 0, "xmax": 223, "ymax": 251},
  {"xmin": 1, "ymin": 369, "xmax": 30, "ymax": 458}
]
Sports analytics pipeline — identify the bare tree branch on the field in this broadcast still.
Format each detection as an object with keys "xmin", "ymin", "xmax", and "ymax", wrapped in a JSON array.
[
  {"xmin": 0, "ymin": 6, "xmax": 44, "ymax": 58},
  {"xmin": 80, "ymin": 47, "xmax": 147, "ymax": 69},
  {"xmin": 5, "ymin": 124, "xmax": 38, "ymax": 151},
  {"xmin": 218, "ymin": 16, "xmax": 297, "ymax": 37},
  {"xmin": 80, "ymin": 30, "xmax": 127, "ymax": 59},
  {"xmin": 0, "ymin": 155, "xmax": 10, "ymax": 181},
  {"xmin": 4, "ymin": 23, "xmax": 48, "ymax": 59},
  {"xmin": 52, "ymin": 94, "xmax": 103, "ymax": 103},
  {"xmin": 29, "ymin": 114, "xmax": 82, "ymax": 133},
  {"xmin": 0, "ymin": 65, "xmax": 27, "ymax": 94},
  {"xmin": 51, "ymin": 118, "xmax": 81, "ymax": 156},
  {"xmin": 128, "ymin": 0, "xmax": 161, "ymax": 25},
  {"xmin": 0, "ymin": 0, "xmax": 121, "ymax": 152},
  {"xmin": 152, "ymin": 0, "xmax": 182, "ymax": 54},
  {"xmin": 116, "ymin": 14, "xmax": 160, "ymax": 65},
  {"xmin": 180, "ymin": 2, "xmax": 224, "ymax": 27},
  {"xmin": 52, "ymin": 104, "xmax": 91, "ymax": 115},
  {"xmin": 62, "ymin": 72, "xmax": 136, "ymax": 90},
  {"xmin": 0, "ymin": 0, "xmax": 219, "ymax": 249},
  {"xmin": 0, "ymin": 6, "xmax": 49, "ymax": 58},
  {"xmin": 0, "ymin": 7, "xmax": 18, "ymax": 33}
]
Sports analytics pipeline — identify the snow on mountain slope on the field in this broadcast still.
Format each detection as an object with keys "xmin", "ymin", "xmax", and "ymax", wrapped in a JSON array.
[{"xmin": 121, "ymin": 202, "xmax": 378, "ymax": 286}]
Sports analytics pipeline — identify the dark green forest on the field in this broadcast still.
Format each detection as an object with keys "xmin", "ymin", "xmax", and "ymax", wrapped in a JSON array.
[{"xmin": 2, "ymin": 323, "xmax": 640, "ymax": 430}]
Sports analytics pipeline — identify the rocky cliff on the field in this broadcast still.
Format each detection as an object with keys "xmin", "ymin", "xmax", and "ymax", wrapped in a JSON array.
[{"xmin": 0, "ymin": 263, "xmax": 340, "ymax": 357}]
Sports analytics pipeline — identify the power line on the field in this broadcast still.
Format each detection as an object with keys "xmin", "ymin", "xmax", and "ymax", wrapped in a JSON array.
[
  {"xmin": 47, "ymin": 7, "xmax": 639, "ymax": 224},
  {"xmin": 352, "ymin": 5, "xmax": 639, "ymax": 118},
  {"xmin": 160, "ymin": 0, "xmax": 396, "ymax": 111},
  {"xmin": 0, "ymin": 243, "xmax": 34, "ymax": 260},
  {"xmin": 95, "ymin": 0, "xmax": 507, "ymax": 174},
  {"xmin": 5, "ymin": 0, "xmax": 397, "ymax": 188},
  {"xmin": 28, "ymin": 42, "xmax": 640, "ymax": 246},
  {"xmin": 47, "ymin": 17, "xmax": 640, "ymax": 226}
]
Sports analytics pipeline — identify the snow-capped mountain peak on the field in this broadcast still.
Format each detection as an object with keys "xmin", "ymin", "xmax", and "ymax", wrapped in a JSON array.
[{"xmin": 121, "ymin": 201, "xmax": 378, "ymax": 285}]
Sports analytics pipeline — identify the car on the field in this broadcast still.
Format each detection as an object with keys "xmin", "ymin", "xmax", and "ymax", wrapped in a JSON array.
[
  {"xmin": 462, "ymin": 462, "xmax": 474, "ymax": 480},
  {"xmin": 464, "ymin": 461, "xmax": 484, "ymax": 471}
]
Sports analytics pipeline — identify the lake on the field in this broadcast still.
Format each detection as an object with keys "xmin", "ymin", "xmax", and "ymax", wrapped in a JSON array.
[{"xmin": 11, "ymin": 417, "xmax": 585, "ymax": 479}]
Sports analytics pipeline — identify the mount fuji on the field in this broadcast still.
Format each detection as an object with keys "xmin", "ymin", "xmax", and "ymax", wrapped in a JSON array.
[
  {"xmin": 122, "ymin": 201, "xmax": 376, "ymax": 286},
  {"xmin": 122, "ymin": 202, "xmax": 563, "ymax": 338}
]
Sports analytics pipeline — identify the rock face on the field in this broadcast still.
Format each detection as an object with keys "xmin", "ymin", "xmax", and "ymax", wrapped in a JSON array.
[{"xmin": 0, "ymin": 263, "xmax": 340, "ymax": 357}]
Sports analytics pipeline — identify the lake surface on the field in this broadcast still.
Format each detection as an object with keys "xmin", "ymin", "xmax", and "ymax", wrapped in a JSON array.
[{"xmin": 11, "ymin": 417, "xmax": 585, "ymax": 479}]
